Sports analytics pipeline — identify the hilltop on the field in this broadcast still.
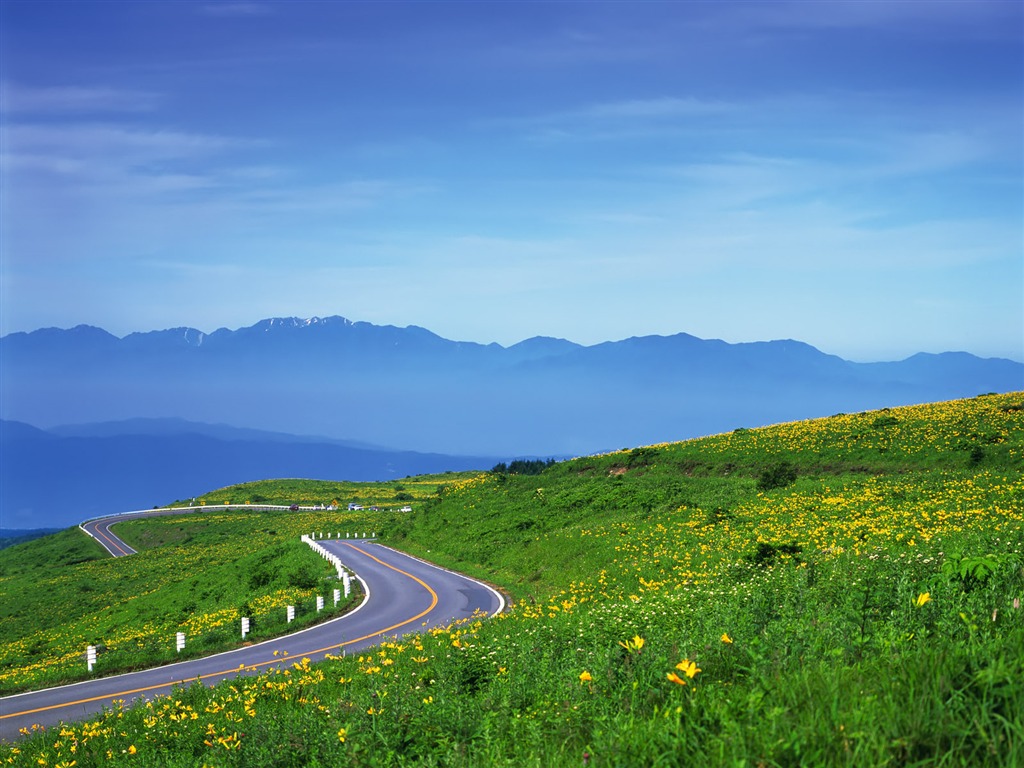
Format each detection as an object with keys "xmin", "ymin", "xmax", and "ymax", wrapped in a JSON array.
[{"xmin": 2, "ymin": 393, "xmax": 1022, "ymax": 766}]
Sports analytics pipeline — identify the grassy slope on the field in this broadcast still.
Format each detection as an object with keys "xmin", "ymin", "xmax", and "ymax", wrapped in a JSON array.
[
  {"xmin": 3, "ymin": 394, "xmax": 1022, "ymax": 767},
  {"xmin": 386, "ymin": 395, "xmax": 1023, "ymax": 600}
]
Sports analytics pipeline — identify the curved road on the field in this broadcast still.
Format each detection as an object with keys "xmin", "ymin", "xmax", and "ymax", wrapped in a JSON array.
[
  {"xmin": 80, "ymin": 514, "xmax": 139, "ymax": 556},
  {"xmin": 80, "ymin": 504, "xmax": 320, "ymax": 558},
  {"xmin": 0, "ymin": 538, "xmax": 504, "ymax": 741}
]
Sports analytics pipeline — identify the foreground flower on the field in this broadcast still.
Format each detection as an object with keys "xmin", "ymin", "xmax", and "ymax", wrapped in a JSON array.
[
  {"xmin": 720, "ymin": 633, "xmax": 733, "ymax": 644},
  {"xmin": 618, "ymin": 635, "xmax": 645, "ymax": 654},
  {"xmin": 915, "ymin": 592, "xmax": 932, "ymax": 608},
  {"xmin": 676, "ymin": 659, "xmax": 701, "ymax": 678},
  {"xmin": 579, "ymin": 670, "xmax": 592, "ymax": 683},
  {"xmin": 337, "ymin": 727, "xmax": 347, "ymax": 743},
  {"xmin": 666, "ymin": 671, "xmax": 687, "ymax": 686}
]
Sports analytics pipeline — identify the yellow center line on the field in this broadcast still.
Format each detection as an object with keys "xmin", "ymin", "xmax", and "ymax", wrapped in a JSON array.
[
  {"xmin": 1, "ymin": 542, "xmax": 438, "ymax": 721},
  {"xmin": 88, "ymin": 521, "xmax": 133, "ymax": 558}
]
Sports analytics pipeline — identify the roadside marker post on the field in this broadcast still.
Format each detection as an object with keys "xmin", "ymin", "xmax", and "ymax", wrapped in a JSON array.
[
  {"xmin": 333, "ymin": 588, "xmax": 341, "ymax": 606},
  {"xmin": 241, "ymin": 617, "xmax": 250, "ymax": 639},
  {"xmin": 86, "ymin": 645, "xmax": 96, "ymax": 672},
  {"xmin": 343, "ymin": 572, "xmax": 351, "ymax": 597},
  {"xmin": 176, "ymin": 632, "xmax": 185, "ymax": 653},
  {"xmin": 316, "ymin": 596, "xmax": 324, "ymax": 612},
  {"xmin": 287, "ymin": 605, "xmax": 295, "ymax": 623}
]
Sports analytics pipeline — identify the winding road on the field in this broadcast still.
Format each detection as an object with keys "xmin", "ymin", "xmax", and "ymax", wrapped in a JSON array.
[
  {"xmin": 0, "ymin": 513, "xmax": 504, "ymax": 741},
  {"xmin": 79, "ymin": 504, "xmax": 314, "ymax": 558}
]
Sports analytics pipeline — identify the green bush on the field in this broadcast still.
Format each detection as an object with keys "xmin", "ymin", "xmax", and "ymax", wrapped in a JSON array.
[{"xmin": 756, "ymin": 460, "xmax": 798, "ymax": 491}]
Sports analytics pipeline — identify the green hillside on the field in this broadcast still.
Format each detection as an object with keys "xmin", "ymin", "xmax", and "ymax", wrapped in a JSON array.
[{"xmin": 3, "ymin": 393, "xmax": 1022, "ymax": 767}]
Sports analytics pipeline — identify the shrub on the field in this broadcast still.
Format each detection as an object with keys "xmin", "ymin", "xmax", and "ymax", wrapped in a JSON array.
[{"xmin": 757, "ymin": 461, "xmax": 798, "ymax": 491}]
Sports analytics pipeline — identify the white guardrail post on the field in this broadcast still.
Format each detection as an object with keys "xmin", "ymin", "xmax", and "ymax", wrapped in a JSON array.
[{"xmin": 300, "ymin": 534, "xmax": 346, "ymax": 580}]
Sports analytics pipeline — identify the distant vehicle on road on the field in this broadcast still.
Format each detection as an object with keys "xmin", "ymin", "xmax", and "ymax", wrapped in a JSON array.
[{"xmin": 289, "ymin": 504, "xmax": 299, "ymax": 511}]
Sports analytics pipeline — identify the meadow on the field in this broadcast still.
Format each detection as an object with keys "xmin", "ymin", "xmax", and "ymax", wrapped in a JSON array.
[{"xmin": 2, "ymin": 393, "xmax": 1022, "ymax": 766}]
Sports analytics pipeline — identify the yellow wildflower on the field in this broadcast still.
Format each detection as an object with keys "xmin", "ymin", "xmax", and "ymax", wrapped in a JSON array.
[
  {"xmin": 618, "ymin": 635, "xmax": 645, "ymax": 654},
  {"xmin": 676, "ymin": 659, "xmax": 701, "ymax": 678}
]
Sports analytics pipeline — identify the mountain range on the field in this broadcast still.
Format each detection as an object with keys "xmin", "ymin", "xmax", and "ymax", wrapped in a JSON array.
[{"xmin": 2, "ymin": 315, "xmax": 1021, "ymax": 527}]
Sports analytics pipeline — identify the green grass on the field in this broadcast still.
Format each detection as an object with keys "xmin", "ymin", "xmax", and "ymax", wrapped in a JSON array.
[
  {"xmin": 3, "ymin": 393, "xmax": 1023, "ymax": 766},
  {"xmin": 0, "ymin": 511, "xmax": 365, "ymax": 694},
  {"xmin": 0, "ymin": 472, "xmax": 466, "ymax": 695},
  {"xmin": 167, "ymin": 472, "xmax": 472, "ymax": 510},
  {"xmin": 0, "ymin": 527, "xmax": 107, "ymax": 576}
]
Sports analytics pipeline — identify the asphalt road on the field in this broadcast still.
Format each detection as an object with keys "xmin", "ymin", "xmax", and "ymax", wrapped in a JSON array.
[
  {"xmin": 79, "ymin": 504, "xmax": 323, "ymax": 558},
  {"xmin": 0, "ymin": 539, "xmax": 504, "ymax": 741},
  {"xmin": 79, "ymin": 514, "xmax": 140, "ymax": 556}
]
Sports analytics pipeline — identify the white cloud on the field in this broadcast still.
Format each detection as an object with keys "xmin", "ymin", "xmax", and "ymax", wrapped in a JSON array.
[
  {"xmin": 6, "ymin": 123, "xmax": 253, "ymax": 162},
  {"xmin": 485, "ymin": 95, "xmax": 735, "ymax": 143},
  {"xmin": 579, "ymin": 97, "xmax": 734, "ymax": 120},
  {"xmin": 199, "ymin": 3, "xmax": 272, "ymax": 17},
  {"xmin": 1, "ymin": 83, "xmax": 160, "ymax": 114},
  {"xmin": 725, "ymin": 0, "xmax": 1020, "ymax": 37}
]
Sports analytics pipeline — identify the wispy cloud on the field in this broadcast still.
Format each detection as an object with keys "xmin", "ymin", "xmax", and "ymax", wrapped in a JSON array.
[
  {"xmin": 580, "ymin": 97, "xmax": 733, "ymax": 120},
  {"xmin": 6, "ymin": 122, "xmax": 253, "ymax": 159},
  {"xmin": 720, "ymin": 0, "xmax": 1021, "ymax": 39},
  {"xmin": 2, "ymin": 83, "xmax": 160, "ymax": 114},
  {"xmin": 199, "ymin": 2, "xmax": 272, "ymax": 17},
  {"xmin": 489, "ymin": 95, "xmax": 734, "ymax": 143}
]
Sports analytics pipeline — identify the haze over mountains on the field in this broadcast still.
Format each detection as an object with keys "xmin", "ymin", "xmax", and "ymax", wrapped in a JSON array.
[
  {"xmin": 2, "ymin": 316, "xmax": 1021, "ymax": 528},
  {"xmin": 0, "ymin": 419, "xmax": 500, "ymax": 529}
]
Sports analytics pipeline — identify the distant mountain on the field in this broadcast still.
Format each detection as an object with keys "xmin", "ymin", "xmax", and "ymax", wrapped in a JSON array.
[
  {"xmin": 0, "ymin": 419, "xmax": 504, "ymax": 529},
  {"xmin": 47, "ymin": 417, "xmax": 387, "ymax": 451},
  {"xmin": 2, "ymin": 315, "xmax": 1021, "ymax": 460}
]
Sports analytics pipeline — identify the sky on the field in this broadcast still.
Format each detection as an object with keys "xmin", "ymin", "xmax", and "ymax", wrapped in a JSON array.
[{"xmin": 1, "ymin": 1, "xmax": 1021, "ymax": 362}]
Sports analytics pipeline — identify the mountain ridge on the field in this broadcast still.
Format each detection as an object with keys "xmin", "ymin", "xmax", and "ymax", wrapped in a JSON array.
[
  {"xmin": 2, "ymin": 316, "xmax": 1021, "ymax": 458},
  {"xmin": 5, "ymin": 316, "xmax": 1019, "ymax": 364}
]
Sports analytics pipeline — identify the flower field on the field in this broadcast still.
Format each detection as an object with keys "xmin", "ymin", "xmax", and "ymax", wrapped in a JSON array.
[{"xmin": 3, "ymin": 393, "xmax": 1022, "ymax": 766}]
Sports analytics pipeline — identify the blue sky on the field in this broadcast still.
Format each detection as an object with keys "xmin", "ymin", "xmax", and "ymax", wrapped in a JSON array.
[{"xmin": 1, "ymin": 1, "xmax": 1021, "ymax": 362}]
